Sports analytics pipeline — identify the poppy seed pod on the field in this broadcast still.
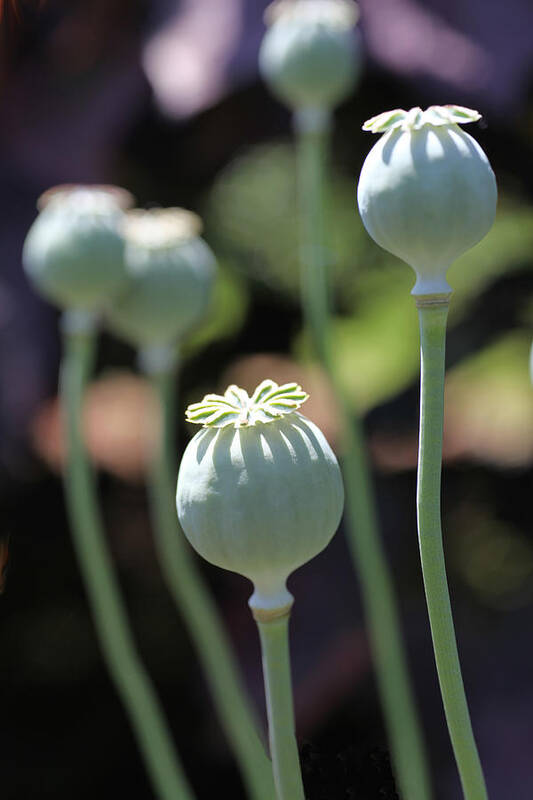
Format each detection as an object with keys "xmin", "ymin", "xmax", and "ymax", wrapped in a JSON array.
[
  {"xmin": 106, "ymin": 208, "xmax": 216, "ymax": 347},
  {"xmin": 357, "ymin": 106, "xmax": 497, "ymax": 296},
  {"xmin": 23, "ymin": 185, "xmax": 133, "ymax": 310},
  {"xmin": 259, "ymin": 0, "xmax": 361, "ymax": 112},
  {"xmin": 176, "ymin": 380, "xmax": 344, "ymax": 613}
]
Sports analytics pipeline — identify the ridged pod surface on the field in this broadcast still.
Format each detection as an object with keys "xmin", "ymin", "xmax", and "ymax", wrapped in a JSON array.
[
  {"xmin": 176, "ymin": 381, "xmax": 344, "ymax": 612},
  {"xmin": 259, "ymin": 0, "xmax": 361, "ymax": 111},
  {"xmin": 357, "ymin": 106, "xmax": 497, "ymax": 296},
  {"xmin": 23, "ymin": 185, "xmax": 132, "ymax": 310},
  {"xmin": 107, "ymin": 208, "xmax": 216, "ymax": 346}
]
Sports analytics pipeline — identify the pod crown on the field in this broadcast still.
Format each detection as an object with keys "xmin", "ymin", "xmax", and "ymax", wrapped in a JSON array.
[
  {"xmin": 123, "ymin": 208, "xmax": 202, "ymax": 249},
  {"xmin": 265, "ymin": 0, "xmax": 358, "ymax": 29},
  {"xmin": 362, "ymin": 105, "xmax": 481, "ymax": 134},
  {"xmin": 186, "ymin": 380, "xmax": 309, "ymax": 428}
]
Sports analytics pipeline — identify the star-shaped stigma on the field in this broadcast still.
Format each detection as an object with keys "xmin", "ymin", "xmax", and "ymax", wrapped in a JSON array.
[
  {"xmin": 185, "ymin": 379, "xmax": 310, "ymax": 428},
  {"xmin": 362, "ymin": 105, "xmax": 482, "ymax": 134}
]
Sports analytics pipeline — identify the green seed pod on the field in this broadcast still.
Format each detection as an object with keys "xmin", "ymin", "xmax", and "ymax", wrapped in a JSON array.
[
  {"xmin": 357, "ymin": 105, "xmax": 497, "ymax": 297},
  {"xmin": 259, "ymin": 0, "xmax": 361, "ymax": 112},
  {"xmin": 23, "ymin": 184, "xmax": 133, "ymax": 310},
  {"xmin": 107, "ymin": 208, "xmax": 216, "ymax": 347},
  {"xmin": 176, "ymin": 380, "xmax": 344, "ymax": 613}
]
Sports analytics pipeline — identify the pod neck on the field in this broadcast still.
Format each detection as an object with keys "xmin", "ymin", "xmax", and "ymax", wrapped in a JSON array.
[
  {"xmin": 138, "ymin": 343, "xmax": 180, "ymax": 375},
  {"xmin": 411, "ymin": 272, "xmax": 453, "ymax": 299},
  {"xmin": 293, "ymin": 107, "xmax": 331, "ymax": 134},
  {"xmin": 249, "ymin": 584, "xmax": 294, "ymax": 622},
  {"xmin": 414, "ymin": 292, "xmax": 453, "ymax": 310},
  {"xmin": 61, "ymin": 308, "xmax": 100, "ymax": 336}
]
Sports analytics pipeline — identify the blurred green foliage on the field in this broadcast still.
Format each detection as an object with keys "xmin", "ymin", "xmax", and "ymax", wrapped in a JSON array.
[
  {"xmin": 445, "ymin": 331, "xmax": 533, "ymax": 467},
  {"xmin": 183, "ymin": 260, "xmax": 249, "ymax": 358},
  {"xmin": 450, "ymin": 505, "xmax": 533, "ymax": 610},
  {"xmin": 201, "ymin": 141, "xmax": 533, "ymax": 419},
  {"xmin": 448, "ymin": 204, "xmax": 533, "ymax": 316},
  {"xmin": 205, "ymin": 141, "xmax": 384, "ymax": 302}
]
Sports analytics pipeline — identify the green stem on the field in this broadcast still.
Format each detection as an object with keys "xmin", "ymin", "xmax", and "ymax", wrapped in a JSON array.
[
  {"xmin": 147, "ymin": 360, "xmax": 275, "ymax": 800},
  {"xmin": 60, "ymin": 314, "xmax": 194, "ymax": 800},
  {"xmin": 296, "ymin": 108, "xmax": 332, "ymax": 367},
  {"xmin": 254, "ymin": 611, "xmax": 305, "ymax": 800},
  {"xmin": 295, "ymin": 110, "xmax": 432, "ymax": 800},
  {"xmin": 416, "ymin": 301, "xmax": 488, "ymax": 800}
]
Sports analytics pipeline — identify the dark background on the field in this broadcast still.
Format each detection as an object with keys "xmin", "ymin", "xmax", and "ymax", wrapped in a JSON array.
[{"xmin": 1, "ymin": 1, "xmax": 532, "ymax": 798}]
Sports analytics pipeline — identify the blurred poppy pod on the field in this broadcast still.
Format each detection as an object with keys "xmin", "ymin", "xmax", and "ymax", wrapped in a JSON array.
[
  {"xmin": 259, "ymin": 0, "xmax": 361, "ymax": 112},
  {"xmin": 106, "ymin": 208, "xmax": 216, "ymax": 347},
  {"xmin": 357, "ymin": 106, "xmax": 497, "ymax": 296},
  {"xmin": 23, "ymin": 184, "xmax": 133, "ymax": 310},
  {"xmin": 176, "ymin": 380, "xmax": 344, "ymax": 613}
]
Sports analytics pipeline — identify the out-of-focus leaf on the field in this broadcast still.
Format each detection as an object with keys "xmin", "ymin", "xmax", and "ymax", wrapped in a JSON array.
[
  {"xmin": 448, "ymin": 203, "xmax": 533, "ymax": 318},
  {"xmin": 205, "ymin": 141, "xmax": 384, "ymax": 301},
  {"xmin": 205, "ymin": 142, "xmax": 533, "ymax": 420},
  {"xmin": 445, "ymin": 330, "xmax": 533, "ymax": 466},
  {"xmin": 295, "ymin": 266, "xmax": 419, "ymax": 412},
  {"xmin": 183, "ymin": 261, "xmax": 249, "ymax": 357},
  {"xmin": 450, "ymin": 506, "xmax": 533, "ymax": 610}
]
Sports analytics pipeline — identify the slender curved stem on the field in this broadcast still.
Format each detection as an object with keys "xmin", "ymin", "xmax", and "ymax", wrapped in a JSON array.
[
  {"xmin": 416, "ymin": 301, "xmax": 488, "ymax": 800},
  {"xmin": 147, "ymin": 361, "xmax": 275, "ymax": 800},
  {"xmin": 295, "ymin": 110, "xmax": 433, "ymax": 800},
  {"xmin": 254, "ymin": 611, "xmax": 305, "ymax": 800},
  {"xmin": 60, "ymin": 315, "xmax": 194, "ymax": 800}
]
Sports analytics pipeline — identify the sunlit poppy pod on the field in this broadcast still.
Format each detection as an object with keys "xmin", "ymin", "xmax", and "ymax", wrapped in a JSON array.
[
  {"xmin": 357, "ymin": 106, "xmax": 497, "ymax": 296},
  {"xmin": 176, "ymin": 380, "xmax": 344, "ymax": 613},
  {"xmin": 106, "ymin": 208, "xmax": 216, "ymax": 347},
  {"xmin": 23, "ymin": 185, "xmax": 133, "ymax": 310},
  {"xmin": 259, "ymin": 0, "xmax": 361, "ymax": 111}
]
